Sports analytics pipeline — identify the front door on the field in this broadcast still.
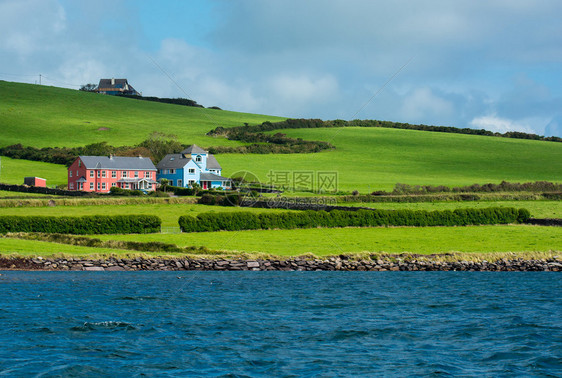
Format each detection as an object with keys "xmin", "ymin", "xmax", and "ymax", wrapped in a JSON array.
[{"xmin": 202, "ymin": 181, "xmax": 208, "ymax": 189}]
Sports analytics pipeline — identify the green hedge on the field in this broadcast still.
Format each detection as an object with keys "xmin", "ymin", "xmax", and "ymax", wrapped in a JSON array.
[
  {"xmin": 0, "ymin": 215, "xmax": 161, "ymax": 234},
  {"xmin": 179, "ymin": 208, "xmax": 530, "ymax": 232}
]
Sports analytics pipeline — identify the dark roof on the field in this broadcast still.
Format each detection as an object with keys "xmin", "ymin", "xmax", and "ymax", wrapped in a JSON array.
[
  {"xmin": 79, "ymin": 156, "xmax": 156, "ymax": 170},
  {"xmin": 181, "ymin": 144, "xmax": 207, "ymax": 155},
  {"xmin": 156, "ymin": 154, "xmax": 191, "ymax": 169},
  {"xmin": 200, "ymin": 173, "xmax": 231, "ymax": 182},
  {"xmin": 97, "ymin": 78, "xmax": 139, "ymax": 94},
  {"xmin": 206, "ymin": 154, "xmax": 221, "ymax": 170}
]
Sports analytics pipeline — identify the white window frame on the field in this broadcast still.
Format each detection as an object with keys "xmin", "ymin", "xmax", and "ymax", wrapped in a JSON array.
[
  {"xmin": 102, "ymin": 170, "xmax": 106, "ymax": 178},
  {"xmin": 122, "ymin": 171, "xmax": 127, "ymax": 178},
  {"xmin": 188, "ymin": 168, "xmax": 195, "ymax": 174},
  {"xmin": 90, "ymin": 183, "xmax": 94, "ymax": 190},
  {"xmin": 177, "ymin": 179, "xmax": 182, "ymax": 187},
  {"xmin": 112, "ymin": 171, "xmax": 116, "ymax": 178},
  {"xmin": 89, "ymin": 170, "xmax": 94, "ymax": 178},
  {"xmin": 69, "ymin": 182, "xmax": 74, "ymax": 189},
  {"xmin": 69, "ymin": 171, "xmax": 72, "ymax": 178}
]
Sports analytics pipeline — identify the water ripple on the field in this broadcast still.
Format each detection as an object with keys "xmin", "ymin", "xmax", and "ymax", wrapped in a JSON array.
[{"xmin": 0, "ymin": 271, "xmax": 560, "ymax": 376}]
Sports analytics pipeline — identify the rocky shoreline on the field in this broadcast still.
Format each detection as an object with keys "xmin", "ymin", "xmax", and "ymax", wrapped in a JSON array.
[{"xmin": 1, "ymin": 257, "xmax": 561, "ymax": 272}]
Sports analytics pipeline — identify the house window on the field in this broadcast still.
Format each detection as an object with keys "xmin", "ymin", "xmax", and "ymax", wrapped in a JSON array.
[
  {"xmin": 169, "ymin": 169, "xmax": 175, "ymax": 174},
  {"xmin": 188, "ymin": 180, "xmax": 196, "ymax": 186},
  {"xmin": 112, "ymin": 171, "xmax": 116, "ymax": 178},
  {"xmin": 102, "ymin": 183, "xmax": 106, "ymax": 190},
  {"xmin": 195, "ymin": 155, "xmax": 202, "ymax": 163},
  {"xmin": 188, "ymin": 168, "xmax": 195, "ymax": 174},
  {"xmin": 169, "ymin": 180, "xmax": 174, "ymax": 186},
  {"xmin": 112, "ymin": 183, "xmax": 117, "ymax": 187},
  {"xmin": 79, "ymin": 183, "xmax": 83, "ymax": 190},
  {"xmin": 102, "ymin": 170, "xmax": 106, "ymax": 178},
  {"xmin": 97, "ymin": 183, "xmax": 100, "ymax": 190},
  {"xmin": 78, "ymin": 160, "xmax": 81, "ymax": 167},
  {"xmin": 90, "ymin": 183, "xmax": 94, "ymax": 190},
  {"xmin": 97, "ymin": 170, "xmax": 100, "ymax": 178},
  {"xmin": 69, "ymin": 183, "xmax": 74, "ymax": 190},
  {"xmin": 177, "ymin": 179, "xmax": 182, "ymax": 187},
  {"xmin": 122, "ymin": 171, "xmax": 127, "ymax": 178},
  {"xmin": 89, "ymin": 170, "xmax": 94, "ymax": 178},
  {"xmin": 145, "ymin": 172, "xmax": 150, "ymax": 178},
  {"xmin": 134, "ymin": 171, "xmax": 139, "ymax": 178},
  {"xmin": 69, "ymin": 171, "xmax": 72, "ymax": 178},
  {"xmin": 125, "ymin": 184, "xmax": 129, "ymax": 189}
]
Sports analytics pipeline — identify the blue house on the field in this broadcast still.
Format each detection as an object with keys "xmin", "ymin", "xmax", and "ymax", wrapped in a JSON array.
[{"xmin": 156, "ymin": 145, "xmax": 232, "ymax": 190}]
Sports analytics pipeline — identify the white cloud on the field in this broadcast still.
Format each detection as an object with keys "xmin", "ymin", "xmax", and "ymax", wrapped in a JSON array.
[{"xmin": 469, "ymin": 115, "xmax": 536, "ymax": 134}]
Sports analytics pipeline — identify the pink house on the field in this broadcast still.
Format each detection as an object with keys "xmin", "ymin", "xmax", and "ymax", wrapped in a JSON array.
[{"xmin": 67, "ymin": 156, "xmax": 157, "ymax": 193}]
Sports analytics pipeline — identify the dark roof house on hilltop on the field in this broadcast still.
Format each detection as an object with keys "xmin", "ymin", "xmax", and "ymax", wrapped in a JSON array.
[{"xmin": 96, "ymin": 78, "xmax": 139, "ymax": 96}]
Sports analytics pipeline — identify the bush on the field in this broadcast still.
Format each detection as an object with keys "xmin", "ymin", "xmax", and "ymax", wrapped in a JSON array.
[
  {"xmin": 0, "ymin": 215, "xmax": 161, "ymax": 234},
  {"xmin": 178, "ymin": 207, "xmax": 528, "ymax": 232}
]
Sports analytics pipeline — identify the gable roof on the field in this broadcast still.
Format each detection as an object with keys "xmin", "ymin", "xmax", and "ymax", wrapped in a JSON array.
[
  {"xmin": 181, "ymin": 144, "xmax": 207, "ymax": 155},
  {"xmin": 78, "ymin": 156, "xmax": 156, "ymax": 170},
  {"xmin": 97, "ymin": 78, "xmax": 139, "ymax": 94},
  {"xmin": 200, "ymin": 172, "xmax": 231, "ymax": 182},
  {"xmin": 206, "ymin": 154, "xmax": 221, "ymax": 170},
  {"xmin": 156, "ymin": 154, "xmax": 191, "ymax": 169}
]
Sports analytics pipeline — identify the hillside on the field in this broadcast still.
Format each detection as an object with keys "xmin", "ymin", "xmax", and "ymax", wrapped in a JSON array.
[
  {"xmin": 0, "ymin": 80, "xmax": 561, "ymax": 191},
  {"xmin": 0, "ymin": 81, "xmax": 285, "ymax": 148}
]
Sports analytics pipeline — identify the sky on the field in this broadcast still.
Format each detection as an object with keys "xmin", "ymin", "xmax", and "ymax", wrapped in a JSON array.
[{"xmin": 1, "ymin": 0, "xmax": 561, "ymax": 137}]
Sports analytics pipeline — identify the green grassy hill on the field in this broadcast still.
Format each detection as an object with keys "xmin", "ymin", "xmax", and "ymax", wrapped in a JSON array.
[
  {"xmin": 0, "ymin": 81, "xmax": 284, "ymax": 148},
  {"xmin": 1, "ymin": 80, "xmax": 561, "ymax": 191}
]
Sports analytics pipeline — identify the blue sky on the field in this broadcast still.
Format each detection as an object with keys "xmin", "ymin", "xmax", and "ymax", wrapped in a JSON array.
[{"xmin": 1, "ymin": 0, "xmax": 561, "ymax": 136}]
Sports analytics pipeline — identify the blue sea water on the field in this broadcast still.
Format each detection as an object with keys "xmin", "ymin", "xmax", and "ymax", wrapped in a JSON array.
[{"xmin": 0, "ymin": 272, "xmax": 560, "ymax": 377}]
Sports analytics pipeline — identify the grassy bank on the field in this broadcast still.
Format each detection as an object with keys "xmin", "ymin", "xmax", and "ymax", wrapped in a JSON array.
[
  {"xmin": 89, "ymin": 225, "xmax": 561, "ymax": 256},
  {"xmin": 0, "ymin": 156, "xmax": 67, "ymax": 186},
  {"xmin": 220, "ymin": 127, "xmax": 562, "ymax": 192},
  {"xmin": 0, "ymin": 81, "xmax": 284, "ymax": 148}
]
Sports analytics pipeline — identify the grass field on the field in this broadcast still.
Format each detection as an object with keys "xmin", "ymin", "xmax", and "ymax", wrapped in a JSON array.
[
  {"xmin": 93, "ymin": 225, "xmax": 561, "ymax": 256},
  {"xmin": 0, "ymin": 81, "xmax": 284, "ymax": 148},
  {"xmin": 0, "ymin": 200, "xmax": 560, "ymax": 223},
  {"xmin": 0, "ymin": 203, "xmax": 286, "ymax": 227},
  {"xmin": 219, "ymin": 127, "xmax": 562, "ymax": 192},
  {"xmin": 0, "ymin": 237, "xmax": 136, "ymax": 257},
  {"xmin": 2, "ymin": 81, "xmax": 561, "ymax": 192},
  {"xmin": 0, "ymin": 156, "xmax": 67, "ymax": 186}
]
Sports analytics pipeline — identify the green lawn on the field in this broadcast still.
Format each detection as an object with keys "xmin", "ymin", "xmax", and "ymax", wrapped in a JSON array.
[
  {"xmin": 0, "ymin": 81, "xmax": 284, "ymax": 148},
  {"xmin": 94, "ymin": 225, "xmax": 561, "ymax": 256},
  {"xmin": 0, "ymin": 156, "xmax": 67, "ymax": 186},
  {"xmin": 219, "ymin": 127, "xmax": 562, "ymax": 192},
  {"xmin": 0, "ymin": 237, "xmax": 130, "ymax": 257},
  {"xmin": 0, "ymin": 203, "xmax": 286, "ymax": 227}
]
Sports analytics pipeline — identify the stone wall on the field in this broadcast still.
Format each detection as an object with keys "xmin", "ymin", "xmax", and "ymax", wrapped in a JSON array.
[{"xmin": 1, "ymin": 257, "xmax": 560, "ymax": 272}]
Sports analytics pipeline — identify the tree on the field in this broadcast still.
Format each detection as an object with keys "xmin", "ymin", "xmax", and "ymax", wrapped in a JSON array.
[{"xmin": 79, "ymin": 83, "xmax": 97, "ymax": 92}]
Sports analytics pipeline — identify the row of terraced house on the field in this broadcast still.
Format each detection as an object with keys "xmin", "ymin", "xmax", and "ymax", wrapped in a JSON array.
[{"xmin": 67, "ymin": 145, "xmax": 232, "ymax": 193}]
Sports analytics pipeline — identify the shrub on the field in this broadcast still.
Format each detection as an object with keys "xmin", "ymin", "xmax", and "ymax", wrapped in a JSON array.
[
  {"xmin": 0, "ymin": 215, "xmax": 161, "ymax": 234},
  {"xmin": 178, "ymin": 207, "xmax": 528, "ymax": 232}
]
